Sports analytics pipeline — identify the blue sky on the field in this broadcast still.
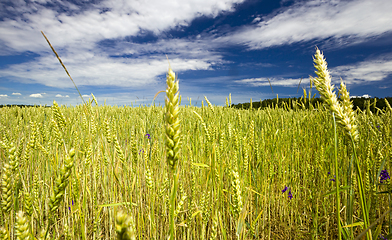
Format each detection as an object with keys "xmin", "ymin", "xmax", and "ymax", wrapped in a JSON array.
[{"xmin": 0, "ymin": 0, "xmax": 391, "ymax": 107}]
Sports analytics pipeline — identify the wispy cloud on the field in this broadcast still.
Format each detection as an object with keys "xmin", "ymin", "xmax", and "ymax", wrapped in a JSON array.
[
  {"xmin": 56, "ymin": 94, "xmax": 70, "ymax": 98},
  {"xmin": 30, "ymin": 93, "xmax": 43, "ymax": 98},
  {"xmin": 0, "ymin": 0, "xmax": 245, "ymax": 54},
  {"xmin": 330, "ymin": 53, "xmax": 392, "ymax": 85},
  {"xmin": 351, "ymin": 94, "xmax": 371, "ymax": 98},
  {"xmin": 235, "ymin": 77, "xmax": 301, "ymax": 87},
  {"xmin": 0, "ymin": 52, "xmax": 220, "ymax": 88},
  {"xmin": 0, "ymin": 0, "xmax": 239, "ymax": 88},
  {"xmin": 0, "ymin": 0, "xmax": 391, "ymax": 106},
  {"xmin": 0, "ymin": 94, "xmax": 8, "ymax": 97},
  {"xmin": 235, "ymin": 51, "xmax": 392, "ymax": 88},
  {"xmin": 220, "ymin": 0, "xmax": 392, "ymax": 50},
  {"xmin": 12, "ymin": 92, "xmax": 21, "ymax": 95},
  {"xmin": 1, "ymin": 0, "xmax": 391, "ymax": 91}
]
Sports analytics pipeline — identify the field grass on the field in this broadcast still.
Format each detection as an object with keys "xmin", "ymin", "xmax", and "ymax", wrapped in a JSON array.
[{"xmin": 1, "ymin": 49, "xmax": 392, "ymax": 239}]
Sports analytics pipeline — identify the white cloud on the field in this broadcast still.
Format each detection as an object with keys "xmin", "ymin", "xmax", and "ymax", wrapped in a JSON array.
[
  {"xmin": 351, "ymin": 94, "xmax": 371, "ymax": 98},
  {"xmin": 251, "ymin": 17, "xmax": 261, "ymax": 24},
  {"xmin": 0, "ymin": 0, "xmax": 245, "ymax": 55},
  {"xmin": 0, "ymin": 0, "xmax": 241, "ymax": 90},
  {"xmin": 330, "ymin": 53, "xmax": 392, "ymax": 85},
  {"xmin": 12, "ymin": 92, "xmax": 21, "ymax": 95},
  {"xmin": 235, "ymin": 77, "xmax": 302, "ymax": 87},
  {"xmin": 82, "ymin": 95, "xmax": 90, "ymax": 98},
  {"xmin": 0, "ymin": 0, "xmax": 391, "ymax": 94},
  {"xmin": 0, "ymin": 94, "xmax": 8, "ymax": 97},
  {"xmin": 237, "ymin": 52, "xmax": 392, "ymax": 89},
  {"xmin": 0, "ymin": 52, "xmax": 218, "ymax": 88},
  {"xmin": 220, "ymin": 0, "xmax": 392, "ymax": 49},
  {"xmin": 55, "ymin": 94, "xmax": 69, "ymax": 98},
  {"xmin": 30, "ymin": 93, "xmax": 43, "ymax": 98}
]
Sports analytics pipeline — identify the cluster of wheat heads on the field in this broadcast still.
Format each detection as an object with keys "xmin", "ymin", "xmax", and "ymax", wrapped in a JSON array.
[
  {"xmin": 311, "ymin": 47, "xmax": 392, "ymax": 240},
  {"xmin": 0, "ymin": 48, "xmax": 391, "ymax": 239}
]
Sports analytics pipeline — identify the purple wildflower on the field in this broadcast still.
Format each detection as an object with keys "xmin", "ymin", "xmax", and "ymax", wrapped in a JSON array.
[
  {"xmin": 288, "ymin": 190, "xmax": 293, "ymax": 200},
  {"xmin": 330, "ymin": 175, "xmax": 336, "ymax": 182},
  {"xmin": 379, "ymin": 235, "xmax": 387, "ymax": 240},
  {"xmin": 282, "ymin": 186, "xmax": 293, "ymax": 199},
  {"xmin": 380, "ymin": 169, "xmax": 390, "ymax": 183},
  {"xmin": 145, "ymin": 133, "xmax": 151, "ymax": 139},
  {"xmin": 139, "ymin": 148, "xmax": 144, "ymax": 155}
]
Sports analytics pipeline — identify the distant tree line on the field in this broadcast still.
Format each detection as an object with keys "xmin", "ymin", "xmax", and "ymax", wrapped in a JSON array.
[
  {"xmin": 0, "ymin": 104, "xmax": 50, "ymax": 108},
  {"xmin": 2, "ymin": 97, "xmax": 392, "ymax": 114},
  {"xmin": 231, "ymin": 97, "xmax": 392, "ymax": 114}
]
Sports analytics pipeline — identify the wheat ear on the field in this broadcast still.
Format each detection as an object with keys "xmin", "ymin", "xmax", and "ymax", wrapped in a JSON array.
[
  {"xmin": 193, "ymin": 111, "xmax": 211, "ymax": 143},
  {"xmin": 311, "ymin": 47, "xmax": 370, "ymax": 240},
  {"xmin": 165, "ymin": 68, "xmax": 181, "ymax": 171},
  {"xmin": 15, "ymin": 211, "xmax": 30, "ymax": 240},
  {"xmin": 115, "ymin": 210, "xmax": 136, "ymax": 240},
  {"xmin": 1, "ymin": 163, "xmax": 13, "ymax": 213},
  {"xmin": 49, "ymin": 148, "xmax": 75, "ymax": 213},
  {"xmin": 310, "ymin": 47, "xmax": 358, "ymax": 142},
  {"xmin": 231, "ymin": 169, "xmax": 243, "ymax": 217},
  {"xmin": 164, "ymin": 67, "xmax": 182, "ymax": 240},
  {"xmin": 384, "ymin": 98, "xmax": 392, "ymax": 112},
  {"xmin": 0, "ymin": 227, "xmax": 9, "ymax": 240},
  {"xmin": 52, "ymin": 100, "xmax": 67, "ymax": 130},
  {"xmin": 204, "ymin": 96, "xmax": 215, "ymax": 114}
]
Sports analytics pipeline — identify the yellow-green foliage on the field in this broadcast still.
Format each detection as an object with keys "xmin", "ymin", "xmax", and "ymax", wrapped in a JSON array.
[
  {"xmin": 0, "ymin": 56, "xmax": 391, "ymax": 239},
  {"xmin": 0, "ymin": 94, "xmax": 391, "ymax": 239}
]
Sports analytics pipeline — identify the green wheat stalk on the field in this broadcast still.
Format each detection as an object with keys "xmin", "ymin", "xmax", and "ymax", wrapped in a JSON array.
[
  {"xmin": 41, "ymin": 31, "xmax": 86, "ymax": 106},
  {"xmin": 164, "ymin": 66, "xmax": 181, "ymax": 240},
  {"xmin": 311, "ymin": 47, "xmax": 370, "ymax": 240}
]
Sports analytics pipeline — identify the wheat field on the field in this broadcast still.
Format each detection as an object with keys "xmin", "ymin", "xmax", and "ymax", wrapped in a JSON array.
[{"xmin": 0, "ymin": 49, "xmax": 391, "ymax": 240}]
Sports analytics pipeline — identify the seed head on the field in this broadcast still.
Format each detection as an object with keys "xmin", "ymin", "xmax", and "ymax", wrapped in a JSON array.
[
  {"xmin": 164, "ymin": 68, "xmax": 181, "ymax": 171},
  {"xmin": 311, "ymin": 47, "xmax": 359, "ymax": 142}
]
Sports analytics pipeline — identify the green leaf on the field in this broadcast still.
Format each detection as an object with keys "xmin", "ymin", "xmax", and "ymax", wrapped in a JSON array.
[
  {"xmin": 191, "ymin": 162, "xmax": 210, "ymax": 168},
  {"xmin": 376, "ymin": 154, "xmax": 388, "ymax": 180},
  {"xmin": 191, "ymin": 210, "xmax": 202, "ymax": 219},
  {"xmin": 342, "ymin": 221, "xmax": 364, "ymax": 228},
  {"xmin": 377, "ymin": 190, "xmax": 392, "ymax": 194},
  {"xmin": 323, "ymin": 185, "xmax": 351, "ymax": 197}
]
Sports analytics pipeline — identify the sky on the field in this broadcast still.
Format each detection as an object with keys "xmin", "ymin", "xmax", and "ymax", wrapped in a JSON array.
[{"xmin": 0, "ymin": 0, "xmax": 391, "ymax": 107}]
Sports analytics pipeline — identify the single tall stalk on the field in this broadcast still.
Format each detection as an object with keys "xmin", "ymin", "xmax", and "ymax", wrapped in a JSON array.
[
  {"xmin": 332, "ymin": 113, "xmax": 342, "ymax": 240},
  {"xmin": 351, "ymin": 137, "xmax": 371, "ymax": 239},
  {"xmin": 164, "ymin": 67, "xmax": 181, "ymax": 240},
  {"xmin": 170, "ymin": 170, "xmax": 179, "ymax": 239},
  {"xmin": 311, "ymin": 47, "xmax": 371, "ymax": 239}
]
